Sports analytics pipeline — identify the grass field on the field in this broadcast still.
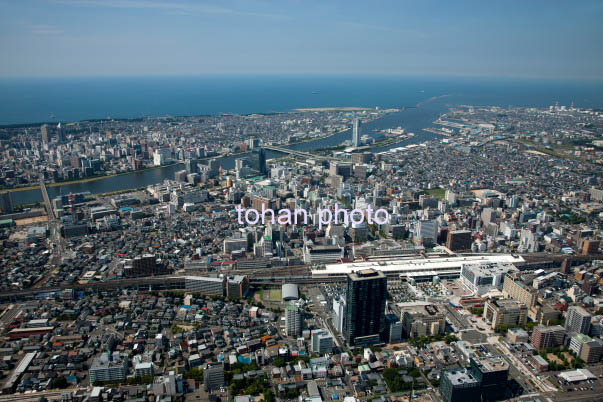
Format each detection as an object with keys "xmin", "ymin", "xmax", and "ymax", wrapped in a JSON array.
[
  {"xmin": 269, "ymin": 289, "xmax": 282, "ymax": 301},
  {"xmin": 422, "ymin": 188, "xmax": 446, "ymax": 199}
]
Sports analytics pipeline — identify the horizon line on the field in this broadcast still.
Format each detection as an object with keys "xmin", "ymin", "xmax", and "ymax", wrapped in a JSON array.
[{"xmin": 1, "ymin": 72, "xmax": 603, "ymax": 82}]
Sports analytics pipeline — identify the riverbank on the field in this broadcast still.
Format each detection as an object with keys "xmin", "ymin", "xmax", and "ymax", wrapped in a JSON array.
[
  {"xmin": 294, "ymin": 107, "xmax": 373, "ymax": 112},
  {"xmin": 7, "ymin": 103, "xmax": 441, "ymax": 206},
  {"xmin": 0, "ymin": 164, "xmax": 179, "ymax": 194}
]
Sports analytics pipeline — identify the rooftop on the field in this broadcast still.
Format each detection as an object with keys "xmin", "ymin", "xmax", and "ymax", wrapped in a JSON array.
[
  {"xmin": 314, "ymin": 254, "xmax": 524, "ymax": 276},
  {"xmin": 444, "ymin": 368, "xmax": 480, "ymax": 386},
  {"xmin": 472, "ymin": 355, "xmax": 509, "ymax": 373}
]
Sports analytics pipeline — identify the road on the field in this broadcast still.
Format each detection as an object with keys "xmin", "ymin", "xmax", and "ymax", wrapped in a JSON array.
[
  {"xmin": 0, "ymin": 388, "xmax": 84, "ymax": 402},
  {"xmin": 488, "ymin": 336, "xmax": 556, "ymax": 394},
  {"xmin": 39, "ymin": 174, "xmax": 66, "ymax": 268}
]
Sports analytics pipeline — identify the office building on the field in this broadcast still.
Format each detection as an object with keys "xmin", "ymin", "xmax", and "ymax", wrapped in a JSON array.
[
  {"xmin": 0, "ymin": 191, "xmax": 13, "ymax": 214},
  {"xmin": 470, "ymin": 356, "xmax": 509, "ymax": 401},
  {"xmin": 204, "ymin": 362, "xmax": 225, "ymax": 391},
  {"xmin": 401, "ymin": 304, "xmax": 446, "ymax": 338},
  {"xmin": 226, "ymin": 275, "xmax": 249, "ymax": 299},
  {"xmin": 440, "ymin": 368, "xmax": 481, "ymax": 402},
  {"xmin": 343, "ymin": 269, "xmax": 387, "ymax": 345},
  {"xmin": 329, "ymin": 161, "xmax": 353, "ymax": 180},
  {"xmin": 223, "ymin": 236, "xmax": 247, "ymax": 254},
  {"xmin": 446, "ymin": 230, "xmax": 473, "ymax": 252},
  {"xmin": 483, "ymin": 299, "xmax": 527, "ymax": 330},
  {"xmin": 582, "ymin": 239, "xmax": 600, "ymax": 255},
  {"xmin": 384, "ymin": 313, "xmax": 403, "ymax": 343},
  {"xmin": 352, "ymin": 118, "xmax": 361, "ymax": 147},
  {"xmin": 303, "ymin": 244, "xmax": 343, "ymax": 264},
  {"xmin": 57, "ymin": 122, "xmax": 65, "ymax": 143},
  {"xmin": 565, "ymin": 306, "xmax": 592, "ymax": 335},
  {"xmin": 89, "ymin": 352, "xmax": 128, "ymax": 383},
  {"xmin": 332, "ymin": 296, "xmax": 345, "ymax": 333},
  {"xmin": 311, "ymin": 329, "xmax": 333, "ymax": 354},
  {"xmin": 41, "ymin": 124, "xmax": 50, "ymax": 143},
  {"xmin": 415, "ymin": 219, "xmax": 438, "ymax": 246},
  {"xmin": 153, "ymin": 371, "xmax": 182, "ymax": 397},
  {"xmin": 135, "ymin": 362, "xmax": 154, "ymax": 378},
  {"xmin": 250, "ymin": 147, "xmax": 267, "ymax": 175},
  {"xmin": 184, "ymin": 276, "xmax": 225, "ymax": 296},
  {"xmin": 123, "ymin": 254, "xmax": 170, "ymax": 278},
  {"xmin": 502, "ymin": 272, "xmax": 537, "ymax": 309},
  {"xmin": 580, "ymin": 337, "xmax": 603, "ymax": 363},
  {"xmin": 185, "ymin": 158, "xmax": 198, "ymax": 174},
  {"xmin": 530, "ymin": 325, "xmax": 565, "ymax": 350},
  {"xmin": 286, "ymin": 304, "xmax": 303, "ymax": 337},
  {"xmin": 569, "ymin": 333, "xmax": 592, "ymax": 356},
  {"xmin": 460, "ymin": 263, "xmax": 517, "ymax": 296}
]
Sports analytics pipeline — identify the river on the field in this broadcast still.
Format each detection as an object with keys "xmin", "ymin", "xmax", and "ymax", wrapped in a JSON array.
[{"xmin": 10, "ymin": 99, "xmax": 446, "ymax": 205}]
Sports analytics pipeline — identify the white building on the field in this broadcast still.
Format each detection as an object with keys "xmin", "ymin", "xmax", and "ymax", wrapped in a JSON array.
[
  {"xmin": 460, "ymin": 262, "xmax": 518, "ymax": 296},
  {"xmin": 311, "ymin": 329, "xmax": 333, "ymax": 354},
  {"xmin": 89, "ymin": 352, "xmax": 128, "ymax": 383},
  {"xmin": 286, "ymin": 303, "xmax": 303, "ymax": 337},
  {"xmin": 153, "ymin": 148, "xmax": 171, "ymax": 166},
  {"xmin": 332, "ymin": 297, "xmax": 346, "ymax": 333}
]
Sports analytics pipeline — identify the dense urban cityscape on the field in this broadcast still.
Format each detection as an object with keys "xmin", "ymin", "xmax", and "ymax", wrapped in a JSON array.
[
  {"xmin": 0, "ymin": 100, "xmax": 601, "ymax": 402},
  {"xmin": 2, "ymin": 0, "xmax": 603, "ymax": 401}
]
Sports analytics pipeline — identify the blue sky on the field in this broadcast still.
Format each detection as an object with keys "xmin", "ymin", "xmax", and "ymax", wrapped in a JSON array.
[{"xmin": 1, "ymin": 0, "xmax": 602, "ymax": 78}]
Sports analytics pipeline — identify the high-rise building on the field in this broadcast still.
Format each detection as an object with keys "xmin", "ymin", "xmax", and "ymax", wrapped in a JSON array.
[
  {"xmin": 530, "ymin": 325, "xmax": 565, "ymax": 350},
  {"xmin": 41, "ymin": 124, "xmax": 50, "ymax": 143},
  {"xmin": 226, "ymin": 275, "xmax": 249, "ymax": 299},
  {"xmin": 57, "ymin": 122, "xmax": 66, "ymax": 143},
  {"xmin": 311, "ymin": 329, "xmax": 333, "ymax": 354},
  {"xmin": 415, "ymin": 219, "xmax": 439, "ymax": 246},
  {"xmin": 439, "ymin": 368, "xmax": 481, "ymax": 402},
  {"xmin": 565, "ymin": 306, "xmax": 592, "ymax": 335},
  {"xmin": 582, "ymin": 239, "xmax": 600, "ymax": 255},
  {"xmin": 483, "ymin": 299, "xmax": 527, "ymax": 330},
  {"xmin": 502, "ymin": 272, "xmax": 537, "ymax": 309},
  {"xmin": 384, "ymin": 313, "xmax": 403, "ymax": 343},
  {"xmin": 0, "ymin": 191, "xmax": 13, "ymax": 214},
  {"xmin": 440, "ymin": 356, "xmax": 509, "ymax": 402},
  {"xmin": 185, "ymin": 159, "xmax": 198, "ymax": 174},
  {"xmin": 343, "ymin": 268, "xmax": 387, "ymax": 346},
  {"xmin": 578, "ymin": 337, "xmax": 603, "ymax": 363},
  {"xmin": 332, "ymin": 296, "xmax": 346, "ymax": 333},
  {"xmin": 250, "ymin": 147, "xmax": 267, "ymax": 175},
  {"xmin": 469, "ymin": 356, "xmax": 509, "ymax": 401},
  {"xmin": 446, "ymin": 230, "xmax": 473, "ymax": 252},
  {"xmin": 352, "ymin": 118, "xmax": 361, "ymax": 147},
  {"xmin": 203, "ymin": 362, "xmax": 225, "ymax": 391},
  {"xmin": 285, "ymin": 303, "xmax": 303, "ymax": 337}
]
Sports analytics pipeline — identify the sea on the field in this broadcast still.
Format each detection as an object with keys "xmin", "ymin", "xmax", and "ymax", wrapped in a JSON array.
[{"xmin": 1, "ymin": 75, "xmax": 603, "ymax": 205}]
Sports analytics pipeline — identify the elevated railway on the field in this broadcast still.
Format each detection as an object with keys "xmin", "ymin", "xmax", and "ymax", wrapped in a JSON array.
[{"xmin": 1, "ymin": 252, "xmax": 600, "ymax": 302}]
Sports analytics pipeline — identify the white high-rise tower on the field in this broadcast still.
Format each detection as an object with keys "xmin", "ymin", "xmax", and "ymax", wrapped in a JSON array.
[{"xmin": 352, "ymin": 118, "xmax": 360, "ymax": 147}]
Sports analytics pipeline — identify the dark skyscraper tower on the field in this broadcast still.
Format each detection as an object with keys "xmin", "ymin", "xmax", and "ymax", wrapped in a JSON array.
[
  {"xmin": 57, "ymin": 122, "xmax": 66, "ymax": 143},
  {"xmin": 185, "ymin": 159, "xmax": 198, "ymax": 174},
  {"xmin": 343, "ymin": 268, "xmax": 387, "ymax": 345},
  {"xmin": 251, "ymin": 147, "xmax": 267, "ymax": 175}
]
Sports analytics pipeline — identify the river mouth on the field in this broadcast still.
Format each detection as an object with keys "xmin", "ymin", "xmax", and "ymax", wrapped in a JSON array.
[{"xmin": 5, "ymin": 97, "xmax": 447, "ymax": 205}]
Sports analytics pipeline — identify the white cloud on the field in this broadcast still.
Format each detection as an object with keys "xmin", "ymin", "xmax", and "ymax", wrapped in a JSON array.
[
  {"xmin": 53, "ymin": 0, "xmax": 288, "ymax": 19},
  {"xmin": 30, "ymin": 24, "xmax": 64, "ymax": 35}
]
